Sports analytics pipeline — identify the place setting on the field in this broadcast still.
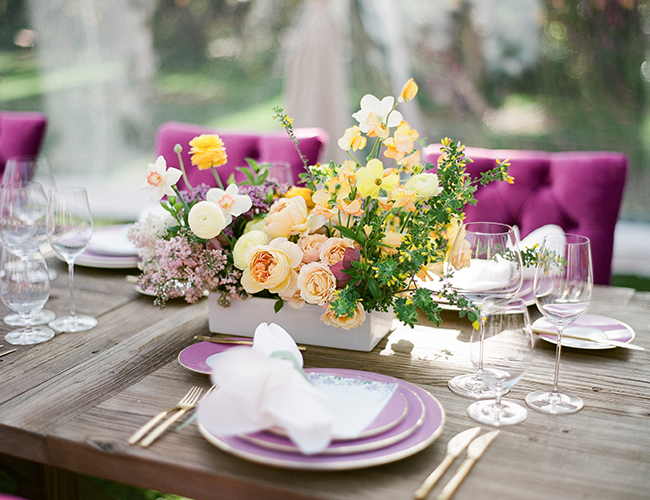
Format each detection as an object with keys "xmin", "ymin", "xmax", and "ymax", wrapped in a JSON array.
[
  {"xmin": 173, "ymin": 323, "xmax": 446, "ymax": 470},
  {"xmin": 75, "ymin": 224, "xmax": 141, "ymax": 269}
]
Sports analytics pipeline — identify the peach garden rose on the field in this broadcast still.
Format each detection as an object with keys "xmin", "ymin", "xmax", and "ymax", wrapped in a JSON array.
[
  {"xmin": 320, "ymin": 302, "xmax": 367, "ymax": 330},
  {"xmin": 240, "ymin": 237, "xmax": 303, "ymax": 295},
  {"xmin": 297, "ymin": 262, "xmax": 336, "ymax": 306}
]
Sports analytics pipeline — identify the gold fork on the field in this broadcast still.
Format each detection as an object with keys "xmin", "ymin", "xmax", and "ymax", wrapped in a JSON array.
[
  {"xmin": 139, "ymin": 387, "xmax": 204, "ymax": 447},
  {"xmin": 128, "ymin": 386, "xmax": 202, "ymax": 445}
]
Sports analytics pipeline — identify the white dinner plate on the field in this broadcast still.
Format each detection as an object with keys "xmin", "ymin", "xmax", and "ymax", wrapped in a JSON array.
[
  {"xmin": 74, "ymin": 250, "xmax": 140, "ymax": 269},
  {"xmin": 87, "ymin": 224, "xmax": 138, "ymax": 256},
  {"xmin": 533, "ymin": 314, "xmax": 636, "ymax": 350}
]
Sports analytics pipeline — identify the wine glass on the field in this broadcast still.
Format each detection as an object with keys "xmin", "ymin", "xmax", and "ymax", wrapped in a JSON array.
[
  {"xmin": 0, "ymin": 182, "xmax": 48, "ymax": 249},
  {"xmin": 526, "ymin": 233, "xmax": 593, "ymax": 415},
  {"xmin": 0, "ymin": 246, "xmax": 55, "ymax": 345},
  {"xmin": 265, "ymin": 161, "xmax": 294, "ymax": 186},
  {"xmin": 47, "ymin": 187, "xmax": 97, "ymax": 332},
  {"xmin": 3, "ymin": 155, "xmax": 56, "ymax": 195},
  {"xmin": 446, "ymin": 221, "xmax": 523, "ymax": 399},
  {"xmin": 467, "ymin": 297, "xmax": 533, "ymax": 426},
  {"xmin": 0, "ymin": 181, "xmax": 57, "ymax": 326}
]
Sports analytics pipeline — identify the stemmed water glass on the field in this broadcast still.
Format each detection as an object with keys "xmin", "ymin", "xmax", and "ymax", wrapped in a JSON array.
[
  {"xmin": 446, "ymin": 222, "xmax": 523, "ymax": 399},
  {"xmin": 3, "ymin": 155, "xmax": 56, "ymax": 195},
  {"xmin": 47, "ymin": 187, "xmax": 97, "ymax": 332},
  {"xmin": 0, "ymin": 180, "xmax": 57, "ymax": 326},
  {"xmin": 467, "ymin": 297, "xmax": 533, "ymax": 426},
  {"xmin": 0, "ymin": 246, "xmax": 54, "ymax": 345},
  {"xmin": 526, "ymin": 233, "xmax": 593, "ymax": 414}
]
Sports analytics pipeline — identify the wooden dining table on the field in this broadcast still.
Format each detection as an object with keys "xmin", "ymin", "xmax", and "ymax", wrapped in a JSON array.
[{"xmin": 0, "ymin": 259, "xmax": 649, "ymax": 500}]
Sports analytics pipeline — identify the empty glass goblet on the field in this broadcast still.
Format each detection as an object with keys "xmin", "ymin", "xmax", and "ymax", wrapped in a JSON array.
[
  {"xmin": 3, "ymin": 155, "xmax": 56, "ymax": 195},
  {"xmin": 47, "ymin": 187, "xmax": 97, "ymax": 333},
  {"xmin": 0, "ymin": 246, "xmax": 55, "ymax": 345},
  {"xmin": 467, "ymin": 297, "xmax": 533, "ymax": 426},
  {"xmin": 526, "ymin": 233, "xmax": 593, "ymax": 415},
  {"xmin": 0, "ymin": 181, "xmax": 56, "ymax": 327},
  {"xmin": 446, "ymin": 221, "xmax": 523, "ymax": 399}
]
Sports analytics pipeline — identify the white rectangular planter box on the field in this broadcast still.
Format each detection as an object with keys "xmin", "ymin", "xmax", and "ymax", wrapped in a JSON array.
[{"xmin": 208, "ymin": 295, "xmax": 393, "ymax": 352}]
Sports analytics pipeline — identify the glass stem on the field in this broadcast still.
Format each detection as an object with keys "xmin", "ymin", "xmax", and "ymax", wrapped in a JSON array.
[
  {"xmin": 68, "ymin": 262, "xmax": 77, "ymax": 317},
  {"xmin": 551, "ymin": 324, "xmax": 564, "ymax": 395}
]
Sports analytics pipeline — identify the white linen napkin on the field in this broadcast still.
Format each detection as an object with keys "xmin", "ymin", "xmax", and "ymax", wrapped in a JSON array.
[
  {"xmin": 448, "ymin": 255, "xmax": 516, "ymax": 292},
  {"xmin": 517, "ymin": 224, "xmax": 566, "ymax": 280},
  {"xmin": 196, "ymin": 323, "xmax": 397, "ymax": 454}
]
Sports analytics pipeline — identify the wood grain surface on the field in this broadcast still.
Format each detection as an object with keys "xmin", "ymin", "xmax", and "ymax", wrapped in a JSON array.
[{"xmin": 1, "ymin": 259, "xmax": 649, "ymax": 500}]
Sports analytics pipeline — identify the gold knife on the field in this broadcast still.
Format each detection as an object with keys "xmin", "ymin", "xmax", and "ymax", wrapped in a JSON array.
[
  {"xmin": 414, "ymin": 426, "xmax": 482, "ymax": 499},
  {"xmin": 532, "ymin": 328, "xmax": 644, "ymax": 351},
  {"xmin": 194, "ymin": 335, "xmax": 307, "ymax": 351},
  {"xmin": 436, "ymin": 430, "xmax": 500, "ymax": 500}
]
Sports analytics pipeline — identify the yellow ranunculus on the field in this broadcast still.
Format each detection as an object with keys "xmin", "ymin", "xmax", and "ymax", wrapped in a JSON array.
[
  {"xmin": 285, "ymin": 186, "xmax": 315, "ymax": 209},
  {"xmin": 189, "ymin": 134, "xmax": 228, "ymax": 171},
  {"xmin": 356, "ymin": 159, "xmax": 399, "ymax": 199},
  {"xmin": 398, "ymin": 78, "xmax": 418, "ymax": 103},
  {"xmin": 337, "ymin": 126, "xmax": 367, "ymax": 152}
]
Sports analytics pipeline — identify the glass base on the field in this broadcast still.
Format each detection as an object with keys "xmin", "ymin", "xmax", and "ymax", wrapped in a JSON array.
[
  {"xmin": 49, "ymin": 314, "xmax": 97, "ymax": 333},
  {"xmin": 467, "ymin": 399, "xmax": 528, "ymax": 426},
  {"xmin": 4, "ymin": 309, "xmax": 56, "ymax": 326},
  {"xmin": 525, "ymin": 389, "xmax": 584, "ymax": 415},
  {"xmin": 5, "ymin": 325, "xmax": 55, "ymax": 345},
  {"xmin": 448, "ymin": 373, "xmax": 506, "ymax": 400}
]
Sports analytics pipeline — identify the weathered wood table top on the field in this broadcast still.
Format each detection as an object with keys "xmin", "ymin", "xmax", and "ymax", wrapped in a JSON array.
[{"xmin": 1, "ymin": 260, "xmax": 649, "ymax": 500}]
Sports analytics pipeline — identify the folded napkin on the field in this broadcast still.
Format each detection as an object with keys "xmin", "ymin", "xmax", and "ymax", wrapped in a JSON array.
[
  {"xmin": 197, "ymin": 323, "xmax": 397, "ymax": 454},
  {"xmin": 449, "ymin": 255, "xmax": 517, "ymax": 292},
  {"xmin": 516, "ymin": 224, "xmax": 566, "ymax": 280}
]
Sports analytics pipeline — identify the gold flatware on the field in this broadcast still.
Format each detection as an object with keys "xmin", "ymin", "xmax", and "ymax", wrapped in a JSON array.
[
  {"xmin": 128, "ymin": 386, "xmax": 202, "ymax": 446},
  {"xmin": 139, "ymin": 387, "xmax": 203, "ymax": 447},
  {"xmin": 194, "ymin": 335, "xmax": 307, "ymax": 351},
  {"xmin": 436, "ymin": 430, "xmax": 500, "ymax": 500},
  {"xmin": 414, "ymin": 426, "xmax": 481, "ymax": 499},
  {"xmin": 0, "ymin": 349, "xmax": 17, "ymax": 358},
  {"xmin": 533, "ymin": 328, "xmax": 644, "ymax": 351}
]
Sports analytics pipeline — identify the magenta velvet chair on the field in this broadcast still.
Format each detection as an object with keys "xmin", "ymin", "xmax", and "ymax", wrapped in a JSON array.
[
  {"xmin": 423, "ymin": 145, "xmax": 628, "ymax": 285},
  {"xmin": 155, "ymin": 121, "xmax": 328, "ymax": 189},
  {"xmin": 0, "ymin": 111, "xmax": 47, "ymax": 175}
]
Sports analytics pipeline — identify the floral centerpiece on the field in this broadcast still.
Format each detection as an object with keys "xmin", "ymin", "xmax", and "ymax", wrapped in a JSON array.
[{"xmin": 129, "ymin": 79, "xmax": 514, "ymax": 330}]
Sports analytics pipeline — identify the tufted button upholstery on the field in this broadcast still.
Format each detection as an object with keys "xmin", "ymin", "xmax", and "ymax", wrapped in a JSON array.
[
  {"xmin": 423, "ymin": 145, "xmax": 628, "ymax": 285},
  {"xmin": 155, "ymin": 121, "xmax": 328, "ymax": 190},
  {"xmin": 0, "ymin": 111, "xmax": 48, "ymax": 175}
]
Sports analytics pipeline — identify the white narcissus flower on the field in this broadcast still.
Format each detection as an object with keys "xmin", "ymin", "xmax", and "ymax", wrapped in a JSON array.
[
  {"xmin": 352, "ymin": 95, "xmax": 403, "ymax": 134},
  {"xmin": 188, "ymin": 201, "xmax": 227, "ymax": 239},
  {"xmin": 142, "ymin": 155, "xmax": 183, "ymax": 202},
  {"xmin": 206, "ymin": 184, "xmax": 253, "ymax": 225}
]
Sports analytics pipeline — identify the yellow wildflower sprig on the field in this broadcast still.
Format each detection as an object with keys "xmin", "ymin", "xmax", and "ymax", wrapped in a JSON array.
[{"xmin": 272, "ymin": 107, "xmax": 316, "ymax": 190}]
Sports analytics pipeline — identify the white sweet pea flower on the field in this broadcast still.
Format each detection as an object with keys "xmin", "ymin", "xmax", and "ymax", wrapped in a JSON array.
[
  {"xmin": 352, "ymin": 95, "xmax": 403, "ymax": 135},
  {"xmin": 142, "ymin": 155, "xmax": 183, "ymax": 202},
  {"xmin": 206, "ymin": 184, "xmax": 253, "ymax": 225}
]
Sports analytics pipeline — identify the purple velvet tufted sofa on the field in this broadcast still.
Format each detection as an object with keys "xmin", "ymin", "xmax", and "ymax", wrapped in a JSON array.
[
  {"xmin": 0, "ymin": 111, "xmax": 47, "ymax": 175},
  {"xmin": 155, "ymin": 121, "xmax": 328, "ymax": 190},
  {"xmin": 423, "ymin": 145, "xmax": 628, "ymax": 285}
]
